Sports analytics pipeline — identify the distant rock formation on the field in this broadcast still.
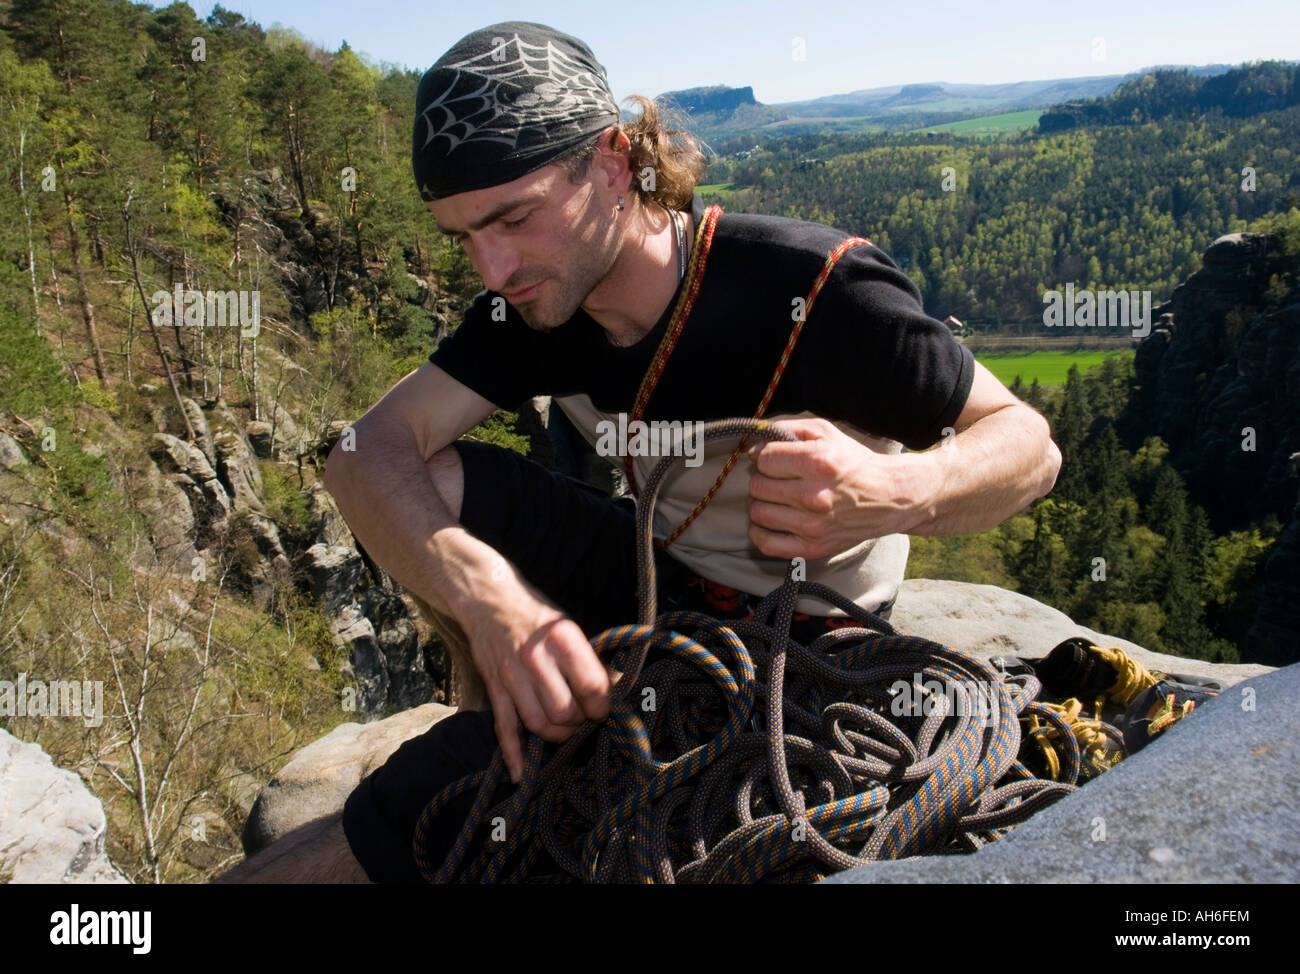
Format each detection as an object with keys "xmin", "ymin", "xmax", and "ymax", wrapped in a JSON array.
[
  {"xmin": 658, "ymin": 85, "xmax": 759, "ymax": 116},
  {"xmin": 654, "ymin": 85, "xmax": 787, "ymax": 135},
  {"xmin": 885, "ymin": 83, "xmax": 946, "ymax": 106}
]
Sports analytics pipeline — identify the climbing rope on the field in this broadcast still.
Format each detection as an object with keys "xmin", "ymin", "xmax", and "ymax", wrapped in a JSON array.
[
  {"xmin": 1025, "ymin": 698, "xmax": 1125, "ymax": 780},
  {"xmin": 412, "ymin": 418, "xmax": 1099, "ymax": 883},
  {"xmin": 1023, "ymin": 644, "xmax": 1165, "ymax": 782}
]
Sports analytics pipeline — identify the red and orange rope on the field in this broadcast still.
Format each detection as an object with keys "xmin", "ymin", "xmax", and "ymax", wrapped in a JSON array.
[{"xmin": 622, "ymin": 208, "xmax": 877, "ymax": 553}]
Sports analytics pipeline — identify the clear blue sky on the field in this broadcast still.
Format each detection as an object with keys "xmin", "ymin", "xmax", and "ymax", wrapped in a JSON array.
[{"xmin": 185, "ymin": 0, "xmax": 1296, "ymax": 104}]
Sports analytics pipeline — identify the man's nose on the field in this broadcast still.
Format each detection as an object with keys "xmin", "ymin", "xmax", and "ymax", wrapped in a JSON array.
[{"xmin": 468, "ymin": 235, "xmax": 521, "ymax": 294}]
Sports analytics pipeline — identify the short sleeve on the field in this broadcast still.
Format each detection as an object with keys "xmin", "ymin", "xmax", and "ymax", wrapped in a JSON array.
[
  {"xmin": 428, "ymin": 290, "xmax": 550, "ymax": 411},
  {"xmin": 794, "ymin": 241, "xmax": 974, "ymax": 450}
]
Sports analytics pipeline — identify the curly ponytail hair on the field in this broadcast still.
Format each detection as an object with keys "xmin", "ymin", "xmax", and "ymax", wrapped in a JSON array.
[{"xmin": 556, "ymin": 94, "xmax": 708, "ymax": 210}]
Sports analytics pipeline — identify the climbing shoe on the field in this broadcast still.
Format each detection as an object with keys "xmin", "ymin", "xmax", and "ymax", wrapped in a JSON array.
[
  {"xmin": 1032, "ymin": 636, "xmax": 1120, "ymax": 700},
  {"xmin": 1114, "ymin": 678, "xmax": 1220, "ymax": 756},
  {"xmin": 1025, "ymin": 637, "xmax": 1221, "ymax": 762}
]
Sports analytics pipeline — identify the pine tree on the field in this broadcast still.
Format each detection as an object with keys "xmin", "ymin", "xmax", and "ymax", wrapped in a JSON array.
[
  {"xmin": 1145, "ymin": 467, "xmax": 1215, "ymax": 656},
  {"xmin": 1048, "ymin": 365, "xmax": 1091, "ymax": 503},
  {"xmin": 1074, "ymin": 424, "xmax": 1137, "ymax": 624},
  {"xmin": 1013, "ymin": 500, "xmax": 1076, "ymax": 610}
]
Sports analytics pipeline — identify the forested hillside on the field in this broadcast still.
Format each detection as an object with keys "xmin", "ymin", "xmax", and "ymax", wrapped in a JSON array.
[
  {"xmin": 701, "ymin": 66, "xmax": 1299, "ymax": 324},
  {"xmin": 1040, "ymin": 61, "xmax": 1299, "ymax": 130},
  {"xmin": 0, "ymin": 0, "xmax": 495, "ymax": 882}
]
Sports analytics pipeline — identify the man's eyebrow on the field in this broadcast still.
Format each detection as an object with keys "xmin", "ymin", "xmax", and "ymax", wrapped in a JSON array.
[{"xmin": 434, "ymin": 194, "xmax": 544, "ymax": 236}]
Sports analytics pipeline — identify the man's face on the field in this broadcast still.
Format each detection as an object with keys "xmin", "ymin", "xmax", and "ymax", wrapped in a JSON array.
[{"xmin": 428, "ymin": 162, "xmax": 621, "ymax": 330}]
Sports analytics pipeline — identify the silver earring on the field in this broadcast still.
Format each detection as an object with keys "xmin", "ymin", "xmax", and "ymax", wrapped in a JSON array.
[{"xmin": 617, "ymin": 196, "xmax": 625, "ymax": 211}]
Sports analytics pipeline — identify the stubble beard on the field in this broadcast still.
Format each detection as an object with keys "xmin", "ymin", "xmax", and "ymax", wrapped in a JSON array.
[{"xmin": 516, "ymin": 199, "xmax": 622, "ymax": 332}]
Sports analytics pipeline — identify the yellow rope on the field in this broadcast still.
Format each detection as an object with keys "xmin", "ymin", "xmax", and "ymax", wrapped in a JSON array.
[
  {"xmin": 1146, "ymin": 692, "xmax": 1195, "ymax": 736},
  {"xmin": 1028, "ymin": 644, "xmax": 1165, "ymax": 781},
  {"xmin": 1090, "ymin": 644, "xmax": 1163, "ymax": 707},
  {"xmin": 1029, "ymin": 697, "xmax": 1125, "ymax": 780}
]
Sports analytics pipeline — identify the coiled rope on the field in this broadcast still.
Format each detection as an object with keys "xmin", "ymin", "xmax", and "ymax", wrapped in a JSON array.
[{"xmin": 412, "ymin": 418, "xmax": 1096, "ymax": 883}]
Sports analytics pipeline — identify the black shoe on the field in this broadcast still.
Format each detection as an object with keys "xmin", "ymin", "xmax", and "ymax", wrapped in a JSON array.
[
  {"xmin": 1116, "ymin": 679, "xmax": 1219, "ymax": 756},
  {"xmin": 1031, "ymin": 637, "xmax": 1120, "ymax": 701}
]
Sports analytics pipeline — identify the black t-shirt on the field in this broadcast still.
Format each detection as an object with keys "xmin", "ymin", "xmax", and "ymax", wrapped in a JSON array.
[{"xmin": 428, "ymin": 193, "xmax": 973, "ymax": 453}]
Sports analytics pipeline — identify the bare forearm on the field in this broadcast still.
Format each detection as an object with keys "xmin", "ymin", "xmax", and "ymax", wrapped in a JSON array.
[
  {"xmin": 322, "ymin": 420, "xmax": 490, "ymax": 624},
  {"xmin": 900, "ymin": 404, "xmax": 1060, "ymax": 536}
]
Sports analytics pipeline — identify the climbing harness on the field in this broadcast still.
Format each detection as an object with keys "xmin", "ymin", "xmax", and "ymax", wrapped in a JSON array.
[{"xmin": 412, "ymin": 418, "xmax": 1108, "ymax": 884}]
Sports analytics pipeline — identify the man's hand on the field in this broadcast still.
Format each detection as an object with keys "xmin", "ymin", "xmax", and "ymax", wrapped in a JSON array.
[
  {"xmin": 745, "ymin": 360, "xmax": 1062, "ymax": 549},
  {"xmin": 461, "ymin": 567, "xmax": 613, "ymax": 783},
  {"xmin": 744, "ymin": 417, "xmax": 914, "ymax": 560}
]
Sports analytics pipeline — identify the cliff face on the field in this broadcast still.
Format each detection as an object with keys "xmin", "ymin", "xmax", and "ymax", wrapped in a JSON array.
[
  {"xmin": 1120, "ymin": 230, "xmax": 1300, "ymax": 664},
  {"xmin": 658, "ymin": 85, "xmax": 759, "ymax": 116},
  {"xmin": 0, "ymin": 391, "xmax": 443, "ymax": 719}
]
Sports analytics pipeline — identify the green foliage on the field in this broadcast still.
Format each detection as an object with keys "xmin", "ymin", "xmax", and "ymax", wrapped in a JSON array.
[
  {"xmin": 912, "ymin": 349, "xmax": 1273, "ymax": 660},
  {"xmin": 712, "ymin": 94, "xmax": 1300, "ymax": 323},
  {"xmin": 1248, "ymin": 206, "xmax": 1300, "ymax": 256},
  {"xmin": 306, "ymin": 305, "xmax": 412, "ymax": 418},
  {"xmin": 977, "ymin": 350, "xmax": 1129, "ymax": 387},
  {"xmin": 905, "ymin": 531, "xmax": 1017, "ymax": 588},
  {"xmin": 259, "ymin": 460, "xmax": 314, "ymax": 543},
  {"xmin": 463, "ymin": 409, "xmax": 530, "ymax": 456},
  {"xmin": 435, "ymin": 237, "xmax": 483, "ymax": 304},
  {"xmin": 0, "ymin": 309, "xmax": 78, "ymax": 417},
  {"xmin": 78, "ymin": 376, "xmax": 119, "ymax": 414},
  {"xmin": 0, "ymin": 310, "xmax": 128, "ymax": 541},
  {"xmin": 212, "ymin": 585, "xmax": 347, "ymax": 727}
]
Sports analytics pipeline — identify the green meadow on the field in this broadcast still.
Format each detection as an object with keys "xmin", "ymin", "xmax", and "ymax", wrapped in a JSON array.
[
  {"xmin": 921, "ymin": 109, "xmax": 1045, "ymax": 136},
  {"xmin": 976, "ymin": 349, "xmax": 1132, "ymax": 387}
]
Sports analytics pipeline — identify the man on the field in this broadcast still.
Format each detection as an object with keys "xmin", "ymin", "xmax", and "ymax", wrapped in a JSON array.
[{"xmin": 220, "ymin": 20, "xmax": 1060, "ymax": 884}]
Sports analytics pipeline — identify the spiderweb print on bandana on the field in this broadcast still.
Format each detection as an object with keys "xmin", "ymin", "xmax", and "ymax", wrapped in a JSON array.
[{"xmin": 415, "ymin": 33, "xmax": 619, "ymax": 157}]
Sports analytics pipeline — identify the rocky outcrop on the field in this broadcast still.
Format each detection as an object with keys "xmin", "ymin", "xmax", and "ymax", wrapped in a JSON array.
[
  {"xmin": 127, "ymin": 455, "xmax": 200, "ymax": 571},
  {"xmin": 1126, "ymin": 232, "xmax": 1298, "ymax": 527},
  {"xmin": 132, "ymin": 392, "xmax": 444, "ymax": 716},
  {"xmin": 0, "ymin": 430, "xmax": 26, "ymax": 471},
  {"xmin": 148, "ymin": 431, "xmax": 234, "ymax": 554},
  {"xmin": 306, "ymin": 543, "xmax": 367, "ymax": 616},
  {"xmin": 360, "ymin": 586, "xmax": 436, "ymax": 710},
  {"xmin": 212, "ymin": 425, "xmax": 265, "ymax": 515},
  {"xmin": 240, "ymin": 702, "xmax": 455, "ymax": 854},
  {"xmin": 892, "ymin": 579, "xmax": 1272, "ymax": 685},
  {"xmin": 1248, "ymin": 491, "xmax": 1300, "ymax": 666},
  {"xmin": 1120, "ymin": 230, "xmax": 1300, "ymax": 663},
  {"xmin": 534, "ymin": 396, "xmax": 628, "ymax": 497},
  {"xmin": 304, "ymin": 542, "xmax": 437, "ymax": 713},
  {"xmin": 306, "ymin": 482, "xmax": 352, "ymax": 549},
  {"xmin": 1, "ymin": 728, "xmax": 126, "ymax": 883},
  {"xmin": 180, "ymin": 396, "xmax": 215, "ymax": 468},
  {"xmin": 823, "ymin": 661, "xmax": 1299, "ymax": 883}
]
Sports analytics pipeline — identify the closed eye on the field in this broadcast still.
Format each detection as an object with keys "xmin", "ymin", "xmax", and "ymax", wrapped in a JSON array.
[{"xmin": 445, "ymin": 208, "xmax": 533, "ymax": 245}]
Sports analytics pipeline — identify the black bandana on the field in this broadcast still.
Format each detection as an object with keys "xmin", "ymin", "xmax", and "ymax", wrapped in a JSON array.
[{"xmin": 413, "ymin": 22, "xmax": 621, "ymax": 201}]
